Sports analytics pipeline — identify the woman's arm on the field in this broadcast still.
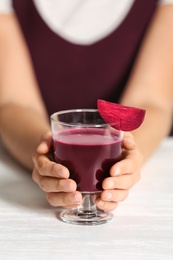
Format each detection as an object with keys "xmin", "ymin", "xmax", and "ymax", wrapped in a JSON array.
[
  {"xmin": 0, "ymin": 13, "xmax": 50, "ymax": 169},
  {"xmin": 120, "ymin": 4, "xmax": 173, "ymax": 161},
  {"xmin": 96, "ymin": 4, "xmax": 173, "ymax": 211},
  {"xmin": 0, "ymin": 13, "xmax": 82, "ymax": 208}
]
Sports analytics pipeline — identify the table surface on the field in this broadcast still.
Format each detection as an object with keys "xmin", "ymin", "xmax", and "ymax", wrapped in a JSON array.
[{"xmin": 0, "ymin": 137, "xmax": 173, "ymax": 260}]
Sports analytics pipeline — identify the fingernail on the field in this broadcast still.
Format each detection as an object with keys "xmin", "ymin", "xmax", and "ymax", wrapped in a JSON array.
[
  {"xmin": 63, "ymin": 180, "xmax": 76, "ymax": 191},
  {"xmin": 70, "ymin": 193, "xmax": 81, "ymax": 203},
  {"xmin": 97, "ymin": 199, "xmax": 105, "ymax": 207},
  {"xmin": 113, "ymin": 167, "xmax": 121, "ymax": 176},
  {"xmin": 106, "ymin": 180, "xmax": 114, "ymax": 189},
  {"xmin": 104, "ymin": 192, "xmax": 112, "ymax": 200},
  {"xmin": 126, "ymin": 137, "xmax": 135, "ymax": 145}
]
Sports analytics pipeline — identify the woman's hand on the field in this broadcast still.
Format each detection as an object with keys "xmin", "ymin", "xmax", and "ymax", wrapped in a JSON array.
[
  {"xmin": 32, "ymin": 131, "xmax": 143, "ymax": 212},
  {"xmin": 32, "ymin": 131, "xmax": 82, "ymax": 208},
  {"xmin": 96, "ymin": 132, "xmax": 143, "ymax": 211}
]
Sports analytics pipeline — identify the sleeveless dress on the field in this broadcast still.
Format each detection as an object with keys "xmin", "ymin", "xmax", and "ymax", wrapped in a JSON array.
[
  {"xmin": 12, "ymin": 0, "xmax": 173, "ymax": 135},
  {"xmin": 12, "ymin": 0, "xmax": 157, "ymax": 113}
]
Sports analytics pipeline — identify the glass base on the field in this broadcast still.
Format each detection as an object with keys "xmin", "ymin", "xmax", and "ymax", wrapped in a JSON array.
[
  {"xmin": 59, "ymin": 208, "xmax": 113, "ymax": 225},
  {"xmin": 58, "ymin": 193, "xmax": 113, "ymax": 225}
]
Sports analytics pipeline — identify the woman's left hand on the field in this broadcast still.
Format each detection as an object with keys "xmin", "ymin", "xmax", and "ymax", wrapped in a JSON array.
[{"xmin": 96, "ymin": 132, "xmax": 143, "ymax": 211}]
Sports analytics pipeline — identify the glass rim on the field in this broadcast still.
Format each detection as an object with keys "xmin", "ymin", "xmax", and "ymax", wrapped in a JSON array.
[
  {"xmin": 50, "ymin": 109, "xmax": 121, "ymax": 129},
  {"xmin": 51, "ymin": 108, "xmax": 98, "ymax": 118}
]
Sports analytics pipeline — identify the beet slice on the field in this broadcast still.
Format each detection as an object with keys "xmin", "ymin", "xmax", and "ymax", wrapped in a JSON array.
[{"xmin": 97, "ymin": 99, "xmax": 146, "ymax": 131}]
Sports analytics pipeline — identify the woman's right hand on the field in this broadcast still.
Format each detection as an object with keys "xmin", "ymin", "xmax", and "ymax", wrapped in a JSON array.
[{"xmin": 32, "ymin": 131, "xmax": 82, "ymax": 208}]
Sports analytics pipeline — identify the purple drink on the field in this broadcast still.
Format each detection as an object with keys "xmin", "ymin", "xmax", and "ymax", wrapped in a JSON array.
[{"xmin": 54, "ymin": 128, "xmax": 122, "ymax": 192}]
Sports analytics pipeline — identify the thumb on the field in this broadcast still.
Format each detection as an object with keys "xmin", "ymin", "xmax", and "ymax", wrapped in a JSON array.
[
  {"xmin": 122, "ymin": 133, "xmax": 136, "ymax": 150},
  {"xmin": 37, "ymin": 131, "xmax": 52, "ymax": 154}
]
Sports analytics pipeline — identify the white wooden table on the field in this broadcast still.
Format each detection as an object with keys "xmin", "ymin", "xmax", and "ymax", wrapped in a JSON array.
[{"xmin": 0, "ymin": 138, "xmax": 173, "ymax": 260}]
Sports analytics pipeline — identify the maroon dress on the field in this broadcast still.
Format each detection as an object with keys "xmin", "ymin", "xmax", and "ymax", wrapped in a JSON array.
[{"xmin": 12, "ymin": 0, "xmax": 173, "ymax": 135}]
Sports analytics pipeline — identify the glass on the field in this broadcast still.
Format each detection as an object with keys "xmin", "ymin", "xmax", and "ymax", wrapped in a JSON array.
[{"xmin": 51, "ymin": 109, "xmax": 123, "ymax": 225}]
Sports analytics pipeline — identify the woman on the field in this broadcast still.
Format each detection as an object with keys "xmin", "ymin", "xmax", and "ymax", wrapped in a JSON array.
[{"xmin": 0, "ymin": 0, "xmax": 173, "ymax": 211}]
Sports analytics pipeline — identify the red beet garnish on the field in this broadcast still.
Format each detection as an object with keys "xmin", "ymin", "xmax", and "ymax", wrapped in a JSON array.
[{"xmin": 97, "ymin": 99, "xmax": 146, "ymax": 131}]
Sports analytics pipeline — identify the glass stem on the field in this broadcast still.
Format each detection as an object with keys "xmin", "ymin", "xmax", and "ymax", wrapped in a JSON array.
[{"xmin": 77, "ymin": 193, "xmax": 98, "ymax": 214}]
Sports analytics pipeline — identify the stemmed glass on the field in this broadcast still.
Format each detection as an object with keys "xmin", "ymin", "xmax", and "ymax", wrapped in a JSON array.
[{"xmin": 51, "ymin": 109, "xmax": 123, "ymax": 225}]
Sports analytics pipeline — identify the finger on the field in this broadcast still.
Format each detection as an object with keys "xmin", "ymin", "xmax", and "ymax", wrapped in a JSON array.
[
  {"xmin": 37, "ymin": 176, "xmax": 77, "ymax": 193},
  {"xmin": 110, "ymin": 157, "xmax": 134, "ymax": 177},
  {"xmin": 33, "ymin": 154, "xmax": 69, "ymax": 178},
  {"xmin": 102, "ymin": 173, "xmax": 140, "ymax": 190},
  {"xmin": 96, "ymin": 198, "xmax": 118, "ymax": 211},
  {"xmin": 46, "ymin": 191, "xmax": 82, "ymax": 207},
  {"xmin": 101, "ymin": 189, "xmax": 129, "ymax": 202},
  {"xmin": 110, "ymin": 149, "xmax": 143, "ymax": 177}
]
